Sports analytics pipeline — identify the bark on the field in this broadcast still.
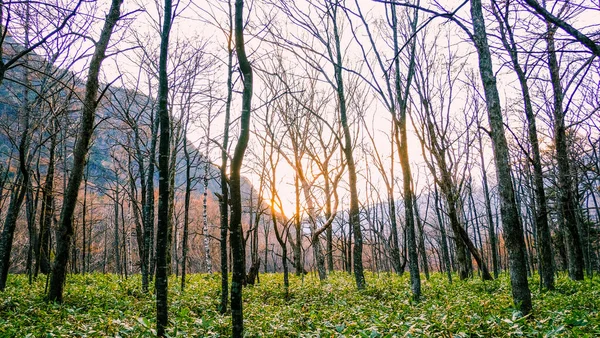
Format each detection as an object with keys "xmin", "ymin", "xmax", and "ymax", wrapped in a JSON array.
[
  {"xmin": 181, "ymin": 129, "xmax": 191, "ymax": 291},
  {"xmin": 81, "ymin": 169, "xmax": 88, "ymax": 274},
  {"xmin": 491, "ymin": 1, "xmax": 554, "ymax": 288},
  {"xmin": 388, "ymin": 196, "xmax": 403, "ymax": 274},
  {"xmin": 47, "ymin": 0, "xmax": 121, "ymax": 302},
  {"xmin": 390, "ymin": 2, "xmax": 420, "ymax": 300},
  {"xmin": 114, "ymin": 186, "xmax": 121, "ymax": 275},
  {"xmin": 166, "ymin": 124, "xmax": 180, "ymax": 275},
  {"xmin": 36, "ymin": 123, "xmax": 55, "ymax": 276},
  {"xmin": 231, "ymin": 0, "xmax": 253, "ymax": 335},
  {"xmin": 0, "ymin": 77, "xmax": 31, "ymax": 290},
  {"xmin": 271, "ymin": 209, "xmax": 289, "ymax": 296},
  {"xmin": 129, "ymin": 108, "xmax": 150, "ymax": 291},
  {"xmin": 155, "ymin": 0, "xmax": 173, "ymax": 335},
  {"xmin": 546, "ymin": 22, "xmax": 584, "ymax": 281},
  {"xmin": 142, "ymin": 110, "xmax": 158, "ymax": 287},
  {"xmin": 292, "ymin": 174, "xmax": 303, "ymax": 275},
  {"xmin": 202, "ymin": 138, "xmax": 212, "ymax": 273},
  {"xmin": 523, "ymin": 0, "xmax": 600, "ymax": 57},
  {"xmin": 329, "ymin": 0, "xmax": 365, "ymax": 290},
  {"xmin": 128, "ymin": 158, "xmax": 145, "ymax": 280},
  {"xmin": 470, "ymin": 0, "xmax": 532, "ymax": 315},
  {"xmin": 0, "ymin": 174, "xmax": 27, "ymax": 290},
  {"xmin": 218, "ymin": 5, "xmax": 234, "ymax": 311},
  {"xmin": 121, "ymin": 199, "xmax": 127, "ymax": 278},
  {"xmin": 434, "ymin": 186, "xmax": 452, "ymax": 283},
  {"xmin": 477, "ymin": 127, "xmax": 499, "ymax": 279},
  {"xmin": 413, "ymin": 194, "xmax": 429, "ymax": 279}
]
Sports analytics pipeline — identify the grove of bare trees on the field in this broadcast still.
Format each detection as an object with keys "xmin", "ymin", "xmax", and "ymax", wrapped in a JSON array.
[{"xmin": 0, "ymin": 0, "xmax": 599, "ymax": 336}]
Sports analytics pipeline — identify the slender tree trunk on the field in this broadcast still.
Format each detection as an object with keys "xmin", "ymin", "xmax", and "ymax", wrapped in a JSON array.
[
  {"xmin": 218, "ymin": 5, "xmax": 233, "ymax": 311},
  {"xmin": 390, "ymin": 2, "xmax": 420, "ymax": 300},
  {"xmin": 0, "ymin": 97, "xmax": 31, "ymax": 290},
  {"xmin": 166, "ymin": 126, "xmax": 180, "ymax": 275},
  {"xmin": 491, "ymin": 3, "xmax": 554, "ymax": 288},
  {"xmin": 47, "ymin": 0, "xmax": 121, "ymax": 301},
  {"xmin": 292, "ymin": 174, "xmax": 303, "ymax": 275},
  {"xmin": 477, "ymin": 128, "xmax": 500, "ymax": 279},
  {"xmin": 546, "ymin": 22, "xmax": 584, "ymax": 281},
  {"xmin": 121, "ymin": 200, "xmax": 127, "ymax": 278},
  {"xmin": 114, "ymin": 186, "xmax": 121, "ymax": 275},
  {"xmin": 329, "ymin": 1, "xmax": 365, "ymax": 290},
  {"xmin": 144, "ymin": 111, "xmax": 158, "ymax": 287},
  {"xmin": 155, "ymin": 0, "xmax": 173, "ymax": 335},
  {"xmin": 470, "ymin": 0, "xmax": 532, "ymax": 314},
  {"xmin": 26, "ymin": 176, "xmax": 38, "ymax": 283},
  {"xmin": 413, "ymin": 194, "xmax": 429, "ymax": 279},
  {"xmin": 129, "ymin": 159, "xmax": 145, "ymax": 279},
  {"xmin": 0, "ymin": 3, "xmax": 34, "ymax": 288},
  {"xmin": 271, "ymin": 204, "xmax": 288, "ymax": 297},
  {"xmin": 81, "ymin": 170, "xmax": 89, "ymax": 274},
  {"xmin": 434, "ymin": 186, "xmax": 452, "ymax": 284},
  {"xmin": 36, "ymin": 123, "xmax": 55, "ymax": 277},
  {"xmin": 181, "ymin": 129, "xmax": 191, "ymax": 291},
  {"xmin": 230, "ymin": 0, "xmax": 253, "ymax": 335},
  {"xmin": 388, "ymin": 194, "xmax": 403, "ymax": 274},
  {"xmin": 203, "ymin": 128, "xmax": 212, "ymax": 273}
]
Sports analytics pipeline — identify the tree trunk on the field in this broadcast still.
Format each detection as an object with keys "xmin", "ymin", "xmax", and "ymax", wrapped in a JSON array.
[
  {"xmin": 181, "ymin": 127, "xmax": 191, "ymax": 291},
  {"xmin": 202, "ymin": 136, "xmax": 212, "ymax": 273},
  {"xmin": 390, "ymin": 2, "xmax": 420, "ymax": 300},
  {"xmin": 491, "ymin": 2, "xmax": 554, "ymax": 288},
  {"xmin": 218, "ymin": 7, "xmax": 233, "ymax": 311},
  {"xmin": 292, "ymin": 174, "xmax": 303, "ymax": 275},
  {"xmin": 231, "ymin": 0, "xmax": 253, "ymax": 335},
  {"xmin": 470, "ymin": 0, "xmax": 531, "ymax": 315},
  {"xmin": 144, "ymin": 110, "xmax": 158, "ymax": 287},
  {"xmin": 81, "ymin": 169, "xmax": 88, "ymax": 274},
  {"xmin": 477, "ymin": 127, "xmax": 500, "ymax": 279},
  {"xmin": 546, "ymin": 23, "xmax": 584, "ymax": 281},
  {"xmin": 329, "ymin": 0, "xmax": 365, "ymax": 290},
  {"xmin": 155, "ymin": 0, "xmax": 173, "ymax": 335},
  {"xmin": 434, "ymin": 186, "xmax": 452, "ymax": 283},
  {"xmin": 413, "ymin": 194, "xmax": 429, "ymax": 279},
  {"xmin": 47, "ymin": 0, "xmax": 121, "ymax": 301},
  {"xmin": 36, "ymin": 122, "xmax": 55, "ymax": 277},
  {"xmin": 0, "ymin": 78, "xmax": 32, "ymax": 290},
  {"xmin": 114, "ymin": 186, "xmax": 121, "ymax": 275}
]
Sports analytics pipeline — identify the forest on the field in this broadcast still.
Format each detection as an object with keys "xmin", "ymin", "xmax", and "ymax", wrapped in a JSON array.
[{"xmin": 0, "ymin": 0, "xmax": 599, "ymax": 336}]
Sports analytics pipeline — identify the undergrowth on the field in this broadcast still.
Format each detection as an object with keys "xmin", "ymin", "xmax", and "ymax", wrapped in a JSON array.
[{"xmin": 0, "ymin": 272, "xmax": 598, "ymax": 337}]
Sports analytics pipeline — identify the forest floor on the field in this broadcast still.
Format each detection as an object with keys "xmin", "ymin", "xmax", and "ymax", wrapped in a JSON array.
[{"xmin": 0, "ymin": 271, "xmax": 599, "ymax": 337}]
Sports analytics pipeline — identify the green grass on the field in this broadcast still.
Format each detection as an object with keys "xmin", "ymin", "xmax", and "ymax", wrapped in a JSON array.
[{"xmin": 1, "ymin": 272, "xmax": 599, "ymax": 337}]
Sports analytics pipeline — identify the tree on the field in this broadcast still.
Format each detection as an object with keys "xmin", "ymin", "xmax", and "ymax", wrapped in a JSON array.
[
  {"xmin": 230, "ymin": 0, "xmax": 253, "ymax": 335},
  {"xmin": 410, "ymin": 32, "xmax": 492, "ymax": 281},
  {"xmin": 469, "ymin": 0, "xmax": 532, "ymax": 315},
  {"xmin": 265, "ymin": 0, "xmax": 366, "ymax": 288},
  {"xmin": 47, "ymin": 0, "xmax": 122, "ymax": 302},
  {"xmin": 349, "ymin": 0, "xmax": 422, "ymax": 295},
  {"xmin": 0, "ymin": 0, "xmax": 83, "ymax": 85},
  {"xmin": 523, "ymin": 0, "xmax": 600, "ymax": 58},
  {"xmin": 155, "ymin": 0, "xmax": 173, "ymax": 335},
  {"xmin": 490, "ymin": 0, "xmax": 554, "ymax": 288},
  {"xmin": 544, "ymin": 5, "xmax": 585, "ymax": 281}
]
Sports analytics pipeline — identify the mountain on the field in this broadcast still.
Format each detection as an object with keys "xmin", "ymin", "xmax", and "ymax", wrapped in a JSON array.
[{"xmin": 0, "ymin": 37, "xmax": 256, "ymax": 207}]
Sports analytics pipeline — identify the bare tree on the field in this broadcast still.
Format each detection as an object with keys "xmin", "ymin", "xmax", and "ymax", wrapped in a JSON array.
[
  {"xmin": 47, "ymin": 0, "xmax": 122, "ymax": 302},
  {"xmin": 230, "ymin": 0, "xmax": 253, "ymax": 335}
]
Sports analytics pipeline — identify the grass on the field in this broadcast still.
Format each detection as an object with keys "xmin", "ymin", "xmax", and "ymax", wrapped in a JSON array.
[{"xmin": 0, "ymin": 271, "xmax": 599, "ymax": 337}]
